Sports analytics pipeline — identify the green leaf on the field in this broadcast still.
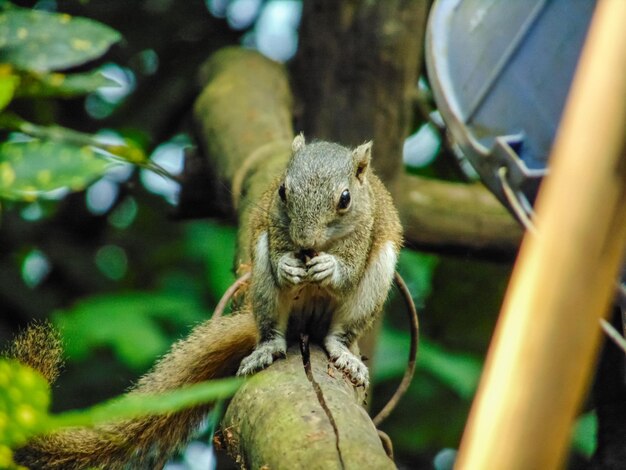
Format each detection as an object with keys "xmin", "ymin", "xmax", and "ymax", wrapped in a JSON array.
[
  {"xmin": 397, "ymin": 249, "xmax": 439, "ymax": 308},
  {"xmin": 374, "ymin": 328, "xmax": 482, "ymax": 399},
  {"xmin": 44, "ymin": 377, "xmax": 242, "ymax": 431},
  {"xmin": 185, "ymin": 221, "xmax": 238, "ymax": 302},
  {"xmin": 0, "ymin": 9, "xmax": 121, "ymax": 72},
  {"xmin": 0, "ymin": 140, "xmax": 111, "ymax": 201},
  {"xmin": 571, "ymin": 411, "xmax": 597, "ymax": 458},
  {"xmin": 52, "ymin": 292, "xmax": 207, "ymax": 370},
  {"xmin": 373, "ymin": 327, "xmax": 412, "ymax": 382},
  {"xmin": 0, "ymin": 72, "xmax": 18, "ymax": 111},
  {"xmin": 15, "ymin": 70, "xmax": 118, "ymax": 98},
  {"xmin": 419, "ymin": 338, "xmax": 482, "ymax": 399},
  {"xmin": 0, "ymin": 359, "xmax": 50, "ymax": 448}
]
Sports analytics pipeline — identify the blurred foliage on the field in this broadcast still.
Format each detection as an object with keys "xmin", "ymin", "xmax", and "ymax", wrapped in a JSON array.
[
  {"xmin": 396, "ymin": 249, "xmax": 438, "ymax": 309},
  {"xmin": 376, "ymin": 329, "xmax": 481, "ymax": 400},
  {"xmin": 0, "ymin": 138, "xmax": 110, "ymax": 200},
  {"xmin": 0, "ymin": 358, "xmax": 241, "ymax": 469},
  {"xmin": 0, "ymin": 2, "xmax": 151, "ymax": 202},
  {"xmin": 572, "ymin": 411, "xmax": 598, "ymax": 458},
  {"xmin": 0, "ymin": 359, "xmax": 49, "ymax": 469},
  {"xmin": 52, "ymin": 291, "xmax": 208, "ymax": 371}
]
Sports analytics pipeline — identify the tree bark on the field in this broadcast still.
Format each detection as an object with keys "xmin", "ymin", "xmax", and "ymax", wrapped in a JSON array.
[
  {"xmin": 293, "ymin": 0, "xmax": 428, "ymax": 182},
  {"xmin": 396, "ymin": 174, "xmax": 522, "ymax": 252},
  {"xmin": 223, "ymin": 345, "xmax": 392, "ymax": 469},
  {"xmin": 193, "ymin": 47, "xmax": 294, "ymax": 265}
]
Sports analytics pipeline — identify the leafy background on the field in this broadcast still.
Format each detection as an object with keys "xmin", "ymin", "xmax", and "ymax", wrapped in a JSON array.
[{"xmin": 0, "ymin": 1, "xmax": 595, "ymax": 468}]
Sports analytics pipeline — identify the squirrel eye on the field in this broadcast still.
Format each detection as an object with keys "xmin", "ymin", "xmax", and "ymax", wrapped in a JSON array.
[
  {"xmin": 278, "ymin": 183, "xmax": 286, "ymax": 202},
  {"xmin": 337, "ymin": 189, "xmax": 351, "ymax": 211}
]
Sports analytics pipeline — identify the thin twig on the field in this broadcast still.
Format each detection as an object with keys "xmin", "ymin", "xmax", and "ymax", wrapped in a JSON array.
[
  {"xmin": 372, "ymin": 271, "xmax": 419, "ymax": 426},
  {"xmin": 135, "ymin": 160, "xmax": 182, "ymax": 184},
  {"xmin": 0, "ymin": 112, "xmax": 180, "ymax": 182},
  {"xmin": 212, "ymin": 272, "xmax": 251, "ymax": 318},
  {"xmin": 377, "ymin": 429, "xmax": 394, "ymax": 460},
  {"xmin": 600, "ymin": 318, "xmax": 626, "ymax": 355}
]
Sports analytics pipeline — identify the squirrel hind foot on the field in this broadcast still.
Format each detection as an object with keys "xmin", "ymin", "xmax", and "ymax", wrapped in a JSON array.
[
  {"xmin": 324, "ymin": 338, "xmax": 370, "ymax": 388},
  {"xmin": 237, "ymin": 337, "xmax": 287, "ymax": 376}
]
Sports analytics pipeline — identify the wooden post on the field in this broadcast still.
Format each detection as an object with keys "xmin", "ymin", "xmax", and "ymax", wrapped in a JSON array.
[{"xmin": 456, "ymin": 0, "xmax": 626, "ymax": 468}]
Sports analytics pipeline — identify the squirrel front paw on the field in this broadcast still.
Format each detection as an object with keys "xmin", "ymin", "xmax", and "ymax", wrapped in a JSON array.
[
  {"xmin": 277, "ymin": 253, "xmax": 307, "ymax": 286},
  {"xmin": 237, "ymin": 337, "xmax": 287, "ymax": 376},
  {"xmin": 324, "ymin": 336, "xmax": 369, "ymax": 388},
  {"xmin": 306, "ymin": 253, "xmax": 340, "ymax": 286}
]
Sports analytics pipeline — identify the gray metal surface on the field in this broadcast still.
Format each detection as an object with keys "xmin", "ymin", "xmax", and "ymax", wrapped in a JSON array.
[{"xmin": 426, "ymin": 0, "xmax": 596, "ymax": 216}]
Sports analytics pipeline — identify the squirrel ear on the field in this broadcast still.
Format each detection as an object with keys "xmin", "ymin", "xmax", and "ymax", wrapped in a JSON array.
[
  {"xmin": 353, "ymin": 141, "xmax": 372, "ymax": 183},
  {"xmin": 292, "ymin": 133, "xmax": 306, "ymax": 153}
]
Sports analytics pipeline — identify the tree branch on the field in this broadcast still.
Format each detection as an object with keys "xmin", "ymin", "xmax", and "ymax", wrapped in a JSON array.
[{"xmin": 395, "ymin": 174, "xmax": 522, "ymax": 252}]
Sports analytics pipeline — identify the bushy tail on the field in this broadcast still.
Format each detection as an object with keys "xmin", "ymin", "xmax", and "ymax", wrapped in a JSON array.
[
  {"xmin": 4, "ymin": 321, "xmax": 64, "ymax": 385},
  {"xmin": 7, "ymin": 314, "xmax": 257, "ymax": 470}
]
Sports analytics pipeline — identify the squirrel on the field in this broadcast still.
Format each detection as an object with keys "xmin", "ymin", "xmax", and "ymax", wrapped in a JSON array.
[
  {"xmin": 6, "ymin": 135, "xmax": 402, "ymax": 469},
  {"xmin": 237, "ymin": 134, "xmax": 402, "ymax": 387}
]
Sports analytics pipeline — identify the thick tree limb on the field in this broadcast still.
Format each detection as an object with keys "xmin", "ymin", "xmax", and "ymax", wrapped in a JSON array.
[
  {"xmin": 194, "ymin": 47, "xmax": 294, "ymax": 265},
  {"xmin": 395, "ymin": 174, "xmax": 522, "ymax": 252},
  {"xmin": 223, "ymin": 345, "xmax": 392, "ymax": 469}
]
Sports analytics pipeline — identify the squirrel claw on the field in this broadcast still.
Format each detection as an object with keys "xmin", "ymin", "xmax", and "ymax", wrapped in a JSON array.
[
  {"xmin": 330, "ymin": 352, "xmax": 370, "ymax": 388},
  {"xmin": 277, "ymin": 253, "xmax": 307, "ymax": 285},
  {"xmin": 324, "ymin": 338, "xmax": 369, "ymax": 388},
  {"xmin": 306, "ymin": 253, "xmax": 339, "ymax": 285},
  {"xmin": 237, "ymin": 337, "xmax": 287, "ymax": 376}
]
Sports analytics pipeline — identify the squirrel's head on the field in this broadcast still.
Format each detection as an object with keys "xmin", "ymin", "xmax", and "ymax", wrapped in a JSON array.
[{"xmin": 276, "ymin": 134, "xmax": 373, "ymax": 251}]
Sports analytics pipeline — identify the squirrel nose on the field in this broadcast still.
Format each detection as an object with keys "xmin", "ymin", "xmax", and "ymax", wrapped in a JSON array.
[{"xmin": 290, "ymin": 227, "xmax": 319, "ymax": 251}]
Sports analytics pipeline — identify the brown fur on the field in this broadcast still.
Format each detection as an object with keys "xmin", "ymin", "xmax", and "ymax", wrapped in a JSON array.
[
  {"xmin": 4, "ymin": 321, "xmax": 64, "ymax": 384},
  {"xmin": 237, "ymin": 138, "xmax": 403, "ymax": 386},
  {"xmin": 9, "ymin": 314, "xmax": 258, "ymax": 469}
]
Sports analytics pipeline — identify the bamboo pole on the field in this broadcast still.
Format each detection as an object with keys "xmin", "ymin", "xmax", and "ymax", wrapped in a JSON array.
[{"xmin": 456, "ymin": 1, "xmax": 626, "ymax": 469}]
